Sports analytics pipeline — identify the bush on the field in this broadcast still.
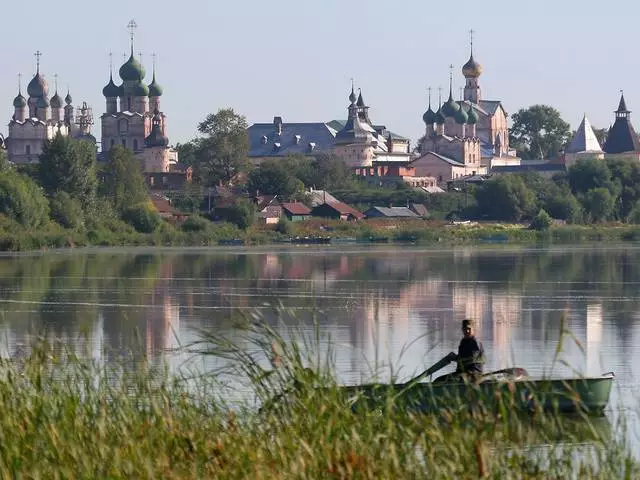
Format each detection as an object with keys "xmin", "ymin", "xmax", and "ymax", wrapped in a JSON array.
[
  {"xmin": 529, "ymin": 209, "xmax": 553, "ymax": 231},
  {"xmin": 215, "ymin": 200, "xmax": 256, "ymax": 230},
  {"xmin": 49, "ymin": 191, "xmax": 84, "ymax": 229},
  {"xmin": 122, "ymin": 204, "xmax": 162, "ymax": 233},
  {"xmin": 275, "ymin": 217, "xmax": 293, "ymax": 235},
  {"xmin": 181, "ymin": 214, "xmax": 211, "ymax": 233},
  {"xmin": 0, "ymin": 170, "xmax": 49, "ymax": 228}
]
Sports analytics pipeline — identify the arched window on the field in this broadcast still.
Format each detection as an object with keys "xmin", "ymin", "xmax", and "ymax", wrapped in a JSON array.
[
  {"xmin": 110, "ymin": 139, "xmax": 115, "ymax": 148},
  {"xmin": 25, "ymin": 144, "xmax": 30, "ymax": 155},
  {"xmin": 133, "ymin": 139, "xmax": 138, "ymax": 150},
  {"xmin": 121, "ymin": 139, "xmax": 126, "ymax": 147}
]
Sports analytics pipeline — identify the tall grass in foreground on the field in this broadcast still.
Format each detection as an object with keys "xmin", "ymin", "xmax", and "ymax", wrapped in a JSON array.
[{"xmin": 0, "ymin": 325, "xmax": 635, "ymax": 479}]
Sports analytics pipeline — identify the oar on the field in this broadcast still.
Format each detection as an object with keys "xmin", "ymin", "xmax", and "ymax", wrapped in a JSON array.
[{"xmin": 408, "ymin": 352, "xmax": 456, "ymax": 385}]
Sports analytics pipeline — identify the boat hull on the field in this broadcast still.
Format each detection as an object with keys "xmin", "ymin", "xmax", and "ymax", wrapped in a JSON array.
[{"xmin": 342, "ymin": 374, "xmax": 614, "ymax": 416}]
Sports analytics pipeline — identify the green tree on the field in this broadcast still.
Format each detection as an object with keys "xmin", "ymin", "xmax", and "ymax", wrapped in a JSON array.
[
  {"xmin": 100, "ymin": 146, "xmax": 148, "ymax": 212},
  {"xmin": 122, "ymin": 204, "xmax": 162, "ymax": 233},
  {"xmin": 509, "ymin": 105, "xmax": 571, "ymax": 160},
  {"xmin": 475, "ymin": 176, "xmax": 536, "ymax": 221},
  {"xmin": 247, "ymin": 161, "xmax": 304, "ymax": 198},
  {"xmin": 49, "ymin": 191, "xmax": 84, "ymax": 229},
  {"xmin": 581, "ymin": 188, "xmax": 615, "ymax": 223},
  {"xmin": 0, "ymin": 170, "xmax": 49, "ymax": 228},
  {"xmin": 567, "ymin": 158, "xmax": 614, "ymax": 195},
  {"xmin": 192, "ymin": 108, "xmax": 249, "ymax": 186},
  {"xmin": 215, "ymin": 199, "xmax": 255, "ymax": 229},
  {"xmin": 39, "ymin": 134, "xmax": 97, "ymax": 206},
  {"xmin": 530, "ymin": 209, "xmax": 553, "ymax": 231}
]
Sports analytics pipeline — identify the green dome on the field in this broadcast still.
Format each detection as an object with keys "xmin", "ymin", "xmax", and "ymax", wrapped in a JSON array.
[
  {"xmin": 37, "ymin": 96, "xmax": 50, "ymax": 108},
  {"xmin": 27, "ymin": 73, "xmax": 48, "ymax": 98},
  {"xmin": 467, "ymin": 105, "xmax": 479, "ymax": 124},
  {"xmin": 65, "ymin": 92, "xmax": 72, "ymax": 105},
  {"xmin": 422, "ymin": 106, "xmax": 436, "ymax": 125},
  {"xmin": 148, "ymin": 75, "xmax": 163, "ymax": 97},
  {"xmin": 435, "ymin": 108, "xmax": 446, "ymax": 125},
  {"xmin": 455, "ymin": 103, "xmax": 468, "ymax": 124},
  {"xmin": 50, "ymin": 92, "xmax": 63, "ymax": 108},
  {"xmin": 102, "ymin": 75, "xmax": 121, "ymax": 98},
  {"xmin": 133, "ymin": 81, "xmax": 149, "ymax": 96},
  {"xmin": 119, "ymin": 53, "xmax": 146, "ymax": 82},
  {"xmin": 441, "ymin": 93, "xmax": 460, "ymax": 118},
  {"xmin": 13, "ymin": 93, "xmax": 26, "ymax": 108}
]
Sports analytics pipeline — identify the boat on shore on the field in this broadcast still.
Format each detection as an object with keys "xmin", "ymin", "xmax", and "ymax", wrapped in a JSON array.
[{"xmin": 340, "ymin": 368, "xmax": 614, "ymax": 416}]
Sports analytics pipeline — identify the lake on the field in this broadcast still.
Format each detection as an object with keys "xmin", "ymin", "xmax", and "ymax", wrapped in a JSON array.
[{"xmin": 0, "ymin": 245, "xmax": 638, "ymax": 448}]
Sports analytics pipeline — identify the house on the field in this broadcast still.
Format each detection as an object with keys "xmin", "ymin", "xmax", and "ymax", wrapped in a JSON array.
[
  {"xmin": 150, "ymin": 194, "xmax": 189, "ymax": 222},
  {"xmin": 311, "ymin": 201, "xmax": 364, "ymax": 221},
  {"xmin": 307, "ymin": 189, "xmax": 339, "ymax": 207},
  {"xmin": 280, "ymin": 202, "xmax": 311, "ymax": 222},
  {"xmin": 252, "ymin": 195, "xmax": 281, "ymax": 224},
  {"xmin": 145, "ymin": 166, "xmax": 193, "ymax": 193},
  {"xmin": 409, "ymin": 203, "xmax": 429, "ymax": 218},
  {"xmin": 364, "ymin": 206, "xmax": 419, "ymax": 219}
]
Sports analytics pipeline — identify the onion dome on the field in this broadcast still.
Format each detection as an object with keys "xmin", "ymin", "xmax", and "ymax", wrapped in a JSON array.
[
  {"xmin": 119, "ymin": 53, "xmax": 146, "ymax": 82},
  {"xmin": 455, "ymin": 103, "xmax": 468, "ymax": 124},
  {"xmin": 441, "ymin": 92, "xmax": 460, "ymax": 117},
  {"xmin": 435, "ymin": 108, "xmax": 446, "ymax": 125},
  {"xmin": 467, "ymin": 105, "xmax": 479, "ymax": 124},
  {"xmin": 132, "ymin": 81, "xmax": 149, "ymax": 97},
  {"xmin": 103, "ymin": 74, "xmax": 121, "ymax": 98},
  {"xmin": 37, "ymin": 96, "xmax": 50, "ymax": 108},
  {"xmin": 145, "ymin": 108, "xmax": 169, "ymax": 147},
  {"xmin": 27, "ymin": 73, "xmax": 48, "ymax": 98},
  {"xmin": 13, "ymin": 93, "xmax": 26, "ymax": 108},
  {"xmin": 462, "ymin": 53, "xmax": 483, "ymax": 78},
  {"xmin": 348, "ymin": 86, "xmax": 357, "ymax": 104},
  {"xmin": 65, "ymin": 92, "xmax": 72, "ymax": 105},
  {"xmin": 50, "ymin": 91, "xmax": 63, "ymax": 108},
  {"xmin": 423, "ymin": 106, "xmax": 436, "ymax": 125},
  {"xmin": 148, "ymin": 73, "xmax": 163, "ymax": 97}
]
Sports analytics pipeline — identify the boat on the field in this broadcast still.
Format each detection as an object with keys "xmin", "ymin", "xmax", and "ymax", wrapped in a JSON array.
[{"xmin": 340, "ymin": 354, "xmax": 614, "ymax": 416}]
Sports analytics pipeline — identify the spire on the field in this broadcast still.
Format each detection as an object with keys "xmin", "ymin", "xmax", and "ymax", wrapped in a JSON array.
[
  {"xmin": 34, "ymin": 50, "xmax": 42, "ymax": 74},
  {"xmin": 470, "ymin": 28, "xmax": 475, "ymax": 59},
  {"xmin": 442, "ymin": 66, "xmax": 461, "ymax": 117},
  {"xmin": 348, "ymin": 79, "xmax": 356, "ymax": 104},
  {"xmin": 448, "ymin": 64, "xmax": 454, "ymax": 101},
  {"xmin": 17, "ymin": 73, "xmax": 22, "ymax": 95},
  {"xmin": 356, "ymin": 88, "xmax": 365, "ymax": 107},
  {"xmin": 428, "ymin": 86, "xmax": 432, "ymax": 109},
  {"xmin": 617, "ymin": 90, "xmax": 629, "ymax": 114},
  {"xmin": 462, "ymin": 29, "xmax": 483, "ymax": 79},
  {"xmin": 127, "ymin": 19, "xmax": 137, "ymax": 57},
  {"xmin": 566, "ymin": 114, "xmax": 603, "ymax": 154}
]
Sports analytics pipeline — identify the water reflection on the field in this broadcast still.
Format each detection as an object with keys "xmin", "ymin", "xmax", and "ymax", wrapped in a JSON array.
[{"xmin": 0, "ymin": 246, "xmax": 638, "ymax": 395}]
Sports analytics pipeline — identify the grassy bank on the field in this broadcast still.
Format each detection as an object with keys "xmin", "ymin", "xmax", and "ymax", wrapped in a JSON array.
[
  {"xmin": 3, "ymin": 215, "xmax": 640, "ymax": 251},
  {"xmin": 0, "ymin": 325, "xmax": 635, "ymax": 478}
]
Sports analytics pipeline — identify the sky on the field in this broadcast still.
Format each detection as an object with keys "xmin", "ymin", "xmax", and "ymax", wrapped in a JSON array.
[{"xmin": 1, "ymin": 0, "xmax": 638, "ymax": 148}]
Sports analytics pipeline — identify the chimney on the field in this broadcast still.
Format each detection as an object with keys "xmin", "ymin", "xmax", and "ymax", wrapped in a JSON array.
[{"xmin": 273, "ymin": 116, "xmax": 283, "ymax": 136}]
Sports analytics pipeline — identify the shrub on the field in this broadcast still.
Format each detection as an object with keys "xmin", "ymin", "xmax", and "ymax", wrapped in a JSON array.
[
  {"xmin": 0, "ymin": 170, "xmax": 49, "ymax": 228},
  {"xmin": 275, "ymin": 217, "xmax": 293, "ymax": 235},
  {"xmin": 215, "ymin": 200, "xmax": 256, "ymax": 229},
  {"xmin": 122, "ymin": 204, "xmax": 162, "ymax": 233},
  {"xmin": 181, "ymin": 214, "xmax": 211, "ymax": 233},
  {"xmin": 529, "ymin": 209, "xmax": 553, "ymax": 231},
  {"xmin": 49, "ymin": 191, "xmax": 84, "ymax": 229}
]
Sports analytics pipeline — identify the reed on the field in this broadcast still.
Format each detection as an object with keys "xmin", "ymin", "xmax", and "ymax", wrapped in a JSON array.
[{"xmin": 0, "ymin": 320, "xmax": 635, "ymax": 478}]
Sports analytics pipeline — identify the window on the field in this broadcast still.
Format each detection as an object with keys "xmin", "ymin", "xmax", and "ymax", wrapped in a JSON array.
[
  {"xmin": 162, "ymin": 176, "xmax": 168, "ymax": 186},
  {"xmin": 121, "ymin": 139, "xmax": 126, "ymax": 147},
  {"xmin": 149, "ymin": 177, "xmax": 155, "ymax": 186},
  {"xmin": 133, "ymin": 139, "xmax": 138, "ymax": 150},
  {"xmin": 25, "ymin": 145, "xmax": 30, "ymax": 155},
  {"xmin": 118, "ymin": 119, "xmax": 128, "ymax": 134},
  {"xmin": 110, "ymin": 139, "xmax": 115, "ymax": 148}
]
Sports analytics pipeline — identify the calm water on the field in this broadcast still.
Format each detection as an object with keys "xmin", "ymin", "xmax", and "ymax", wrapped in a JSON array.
[{"xmin": 0, "ymin": 245, "xmax": 639, "ymax": 446}]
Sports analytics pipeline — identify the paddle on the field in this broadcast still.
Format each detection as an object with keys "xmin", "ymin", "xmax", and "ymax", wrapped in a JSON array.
[{"xmin": 408, "ymin": 352, "xmax": 457, "ymax": 385}]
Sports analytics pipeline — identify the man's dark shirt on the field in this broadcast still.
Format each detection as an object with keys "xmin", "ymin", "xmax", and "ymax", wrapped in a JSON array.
[{"xmin": 456, "ymin": 336, "xmax": 485, "ymax": 374}]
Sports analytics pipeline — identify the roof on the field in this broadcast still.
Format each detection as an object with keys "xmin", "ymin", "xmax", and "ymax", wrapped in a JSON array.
[
  {"xmin": 491, "ymin": 163, "xmax": 566, "ymax": 174},
  {"xmin": 417, "ymin": 185, "xmax": 446, "ymax": 194},
  {"xmin": 322, "ymin": 201, "xmax": 364, "ymax": 219},
  {"xmin": 150, "ymin": 194, "xmax": 184, "ymax": 216},
  {"xmin": 259, "ymin": 205, "xmax": 282, "ymax": 219},
  {"xmin": 603, "ymin": 116, "xmax": 640, "ymax": 154},
  {"xmin": 415, "ymin": 151, "xmax": 465, "ymax": 167},
  {"xmin": 365, "ymin": 206, "xmax": 418, "ymax": 218},
  {"xmin": 565, "ymin": 115, "xmax": 603, "ymax": 154},
  {"xmin": 307, "ymin": 190, "xmax": 339, "ymax": 207},
  {"xmin": 409, "ymin": 203, "xmax": 429, "ymax": 217},
  {"xmin": 248, "ymin": 121, "xmax": 337, "ymax": 158},
  {"xmin": 280, "ymin": 202, "xmax": 311, "ymax": 215},
  {"xmin": 478, "ymin": 100, "xmax": 504, "ymax": 115},
  {"xmin": 328, "ymin": 120, "xmax": 409, "ymax": 141},
  {"xmin": 253, "ymin": 194, "xmax": 278, "ymax": 211}
]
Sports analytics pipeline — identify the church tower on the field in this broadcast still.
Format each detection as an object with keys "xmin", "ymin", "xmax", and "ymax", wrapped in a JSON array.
[{"xmin": 462, "ymin": 30, "xmax": 483, "ymax": 104}]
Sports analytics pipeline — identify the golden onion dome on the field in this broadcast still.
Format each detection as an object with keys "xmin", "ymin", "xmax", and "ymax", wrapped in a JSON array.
[{"xmin": 462, "ymin": 54, "xmax": 483, "ymax": 78}]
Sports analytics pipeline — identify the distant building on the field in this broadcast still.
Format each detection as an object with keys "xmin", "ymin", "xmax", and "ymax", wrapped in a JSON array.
[
  {"xmin": 364, "ymin": 206, "xmax": 419, "ymax": 219},
  {"xmin": 417, "ymin": 34, "xmax": 519, "ymax": 181},
  {"xmin": 247, "ymin": 87, "xmax": 411, "ymax": 168},
  {"xmin": 563, "ymin": 114, "xmax": 604, "ymax": 166},
  {"xmin": 311, "ymin": 201, "xmax": 364, "ymax": 221},
  {"xmin": 6, "ymin": 53, "xmax": 95, "ymax": 164},
  {"xmin": 280, "ymin": 202, "xmax": 311, "ymax": 222},
  {"xmin": 602, "ymin": 93, "xmax": 640, "ymax": 160}
]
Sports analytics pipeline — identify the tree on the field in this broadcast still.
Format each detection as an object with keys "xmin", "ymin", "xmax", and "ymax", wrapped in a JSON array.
[
  {"xmin": 215, "ymin": 199, "xmax": 255, "ymax": 229},
  {"xmin": 530, "ymin": 209, "xmax": 553, "ymax": 231},
  {"xmin": 247, "ymin": 161, "xmax": 304, "ymax": 198},
  {"xmin": 0, "ymin": 170, "xmax": 49, "ymax": 228},
  {"xmin": 100, "ymin": 146, "xmax": 148, "ymax": 212},
  {"xmin": 192, "ymin": 108, "xmax": 249, "ymax": 186},
  {"xmin": 567, "ymin": 158, "xmax": 614, "ymax": 195},
  {"xmin": 475, "ymin": 176, "xmax": 536, "ymax": 222},
  {"xmin": 122, "ymin": 204, "xmax": 161, "ymax": 233},
  {"xmin": 39, "ymin": 134, "xmax": 97, "ymax": 206},
  {"xmin": 581, "ymin": 188, "xmax": 615, "ymax": 223},
  {"xmin": 49, "ymin": 191, "xmax": 84, "ymax": 229},
  {"xmin": 509, "ymin": 105, "xmax": 571, "ymax": 160}
]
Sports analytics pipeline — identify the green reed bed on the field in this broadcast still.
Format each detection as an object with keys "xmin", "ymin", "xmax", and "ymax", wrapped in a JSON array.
[{"xmin": 0, "ymin": 327, "xmax": 636, "ymax": 479}]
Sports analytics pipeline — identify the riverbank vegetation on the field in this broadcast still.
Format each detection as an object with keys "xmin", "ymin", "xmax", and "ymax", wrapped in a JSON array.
[{"xmin": 0, "ymin": 322, "xmax": 634, "ymax": 478}]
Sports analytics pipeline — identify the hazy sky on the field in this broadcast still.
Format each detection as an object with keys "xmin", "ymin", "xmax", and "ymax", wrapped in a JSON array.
[{"xmin": 1, "ymin": 0, "xmax": 637, "ymax": 147}]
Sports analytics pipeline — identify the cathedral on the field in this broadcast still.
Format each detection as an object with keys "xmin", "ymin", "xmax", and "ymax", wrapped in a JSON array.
[
  {"xmin": 414, "ymin": 34, "xmax": 520, "ymax": 181},
  {"xmin": 101, "ymin": 22, "xmax": 178, "ymax": 172},
  {"xmin": 5, "ymin": 53, "xmax": 95, "ymax": 164}
]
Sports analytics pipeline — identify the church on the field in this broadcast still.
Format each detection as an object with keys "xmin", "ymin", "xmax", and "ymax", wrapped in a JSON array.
[
  {"xmin": 414, "ymin": 34, "xmax": 520, "ymax": 182},
  {"xmin": 5, "ymin": 53, "xmax": 95, "ymax": 164},
  {"xmin": 101, "ymin": 21, "xmax": 178, "ymax": 174}
]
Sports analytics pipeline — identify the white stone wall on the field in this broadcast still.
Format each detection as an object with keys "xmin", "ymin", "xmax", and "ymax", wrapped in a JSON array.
[
  {"xmin": 7, "ymin": 120, "xmax": 69, "ymax": 164},
  {"xmin": 333, "ymin": 144, "xmax": 375, "ymax": 168}
]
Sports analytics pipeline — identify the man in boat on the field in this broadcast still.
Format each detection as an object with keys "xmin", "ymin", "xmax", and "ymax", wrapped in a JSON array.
[{"xmin": 448, "ymin": 319, "xmax": 485, "ymax": 376}]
